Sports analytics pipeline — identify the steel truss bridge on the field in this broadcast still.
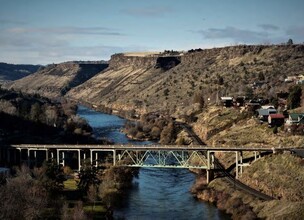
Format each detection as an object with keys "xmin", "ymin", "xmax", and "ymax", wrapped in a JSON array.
[{"xmin": 1, "ymin": 144, "xmax": 292, "ymax": 183}]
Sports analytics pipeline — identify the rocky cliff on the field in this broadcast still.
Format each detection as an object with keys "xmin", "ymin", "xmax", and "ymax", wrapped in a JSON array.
[
  {"xmin": 67, "ymin": 44, "xmax": 304, "ymax": 115},
  {"xmin": 4, "ymin": 62, "xmax": 108, "ymax": 98}
]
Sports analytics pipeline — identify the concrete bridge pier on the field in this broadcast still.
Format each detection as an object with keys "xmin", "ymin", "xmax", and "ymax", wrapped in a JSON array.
[
  {"xmin": 56, "ymin": 150, "xmax": 65, "ymax": 167},
  {"xmin": 206, "ymin": 151, "xmax": 215, "ymax": 184}
]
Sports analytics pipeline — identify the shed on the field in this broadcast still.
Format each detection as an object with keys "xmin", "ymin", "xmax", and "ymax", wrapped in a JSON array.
[
  {"xmin": 286, "ymin": 113, "xmax": 304, "ymax": 125},
  {"xmin": 220, "ymin": 97, "xmax": 234, "ymax": 107},
  {"xmin": 268, "ymin": 114, "xmax": 285, "ymax": 127}
]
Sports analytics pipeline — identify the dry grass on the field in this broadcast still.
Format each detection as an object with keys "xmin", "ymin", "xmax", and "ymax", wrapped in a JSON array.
[
  {"xmin": 240, "ymin": 153, "xmax": 304, "ymax": 201},
  {"xmin": 67, "ymin": 45, "xmax": 304, "ymax": 116}
]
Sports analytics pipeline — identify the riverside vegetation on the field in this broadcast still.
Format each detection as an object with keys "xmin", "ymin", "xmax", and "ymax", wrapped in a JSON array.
[
  {"xmin": 1, "ymin": 43, "xmax": 304, "ymax": 219},
  {"xmin": 0, "ymin": 88, "xmax": 138, "ymax": 219}
]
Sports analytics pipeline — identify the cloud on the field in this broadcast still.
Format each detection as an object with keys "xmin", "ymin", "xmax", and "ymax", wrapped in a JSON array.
[
  {"xmin": 0, "ymin": 19, "xmax": 27, "ymax": 26},
  {"xmin": 197, "ymin": 26, "xmax": 270, "ymax": 43},
  {"xmin": 258, "ymin": 24, "xmax": 280, "ymax": 31},
  {"xmin": 122, "ymin": 6, "xmax": 172, "ymax": 17},
  {"xmin": 5, "ymin": 26, "xmax": 125, "ymax": 36},
  {"xmin": 0, "ymin": 24, "xmax": 131, "ymax": 64},
  {"xmin": 286, "ymin": 26, "xmax": 304, "ymax": 39}
]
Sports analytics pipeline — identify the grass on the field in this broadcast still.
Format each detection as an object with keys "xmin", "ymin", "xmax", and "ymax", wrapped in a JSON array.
[
  {"xmin": 64, "ymin": 179, "xmax": 78, "ymax": 190},
  {"xmin": 83, "ymin": 202, "xmax": 107, "ymax": 220},
  {"xmin": 240, "ymin": 153, "xmax": 304, "ymax": 201}
]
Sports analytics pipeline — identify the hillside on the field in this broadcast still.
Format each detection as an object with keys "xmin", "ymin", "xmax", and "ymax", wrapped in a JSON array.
[
  {"xmin": 0, "ymin": 62, "xmax": 41, "ymax": 83},
  {"xmin": 67, "ymin": 44, "xmax": 304, "ymax": 115},
  {"xmin": 4, "ymin": 62, "xmax": 108, "ymax": 98}
]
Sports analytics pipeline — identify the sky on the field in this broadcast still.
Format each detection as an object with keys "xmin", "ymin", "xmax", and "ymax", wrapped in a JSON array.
[{"xmin": 0, "ymin": 0, "xmax": 304, "ymax": 64}]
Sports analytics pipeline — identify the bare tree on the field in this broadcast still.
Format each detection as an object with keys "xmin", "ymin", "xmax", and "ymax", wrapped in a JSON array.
[{"xmin": 0, "ymin": 165, "xmax": 47, "ymax": 220}]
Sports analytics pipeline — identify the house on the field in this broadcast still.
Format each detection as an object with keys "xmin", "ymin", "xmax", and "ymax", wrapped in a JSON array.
[
  {"xmin": 268, "ymin": 114, "xmax": 285, "ymax": 127},
  {"xmin": 220, "ymin": 97, "xmax": 234, "ymax": 107},
  {"xmin": 286, "ymin": 113, "xmax": 304, "ymax": 125},
  {"xmin": 257, "ymin": 108, "xmax": 277, "ymax": 121},
  {"xmin": 261, "ymin": 105, "xmax": 275, "ymax": 110}
]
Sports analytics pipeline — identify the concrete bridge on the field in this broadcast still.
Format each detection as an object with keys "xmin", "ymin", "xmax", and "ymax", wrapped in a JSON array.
[{"xmin": 1, "ymin": 144, "xmax": 294, "ymax": 183}]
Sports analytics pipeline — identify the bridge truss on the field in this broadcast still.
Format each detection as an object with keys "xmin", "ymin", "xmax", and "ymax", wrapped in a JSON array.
[
  {"xmin": 113, "ymin": 148, "xmax": 212, "ymax": 169},
  {"xmin": 2, "ymin": 144, "xmax": 285, "ymax": 183}
]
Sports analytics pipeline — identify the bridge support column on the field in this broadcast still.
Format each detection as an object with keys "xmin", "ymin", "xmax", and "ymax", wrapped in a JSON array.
[
  {"xmin": 34, "ymin": 150, "xmax": 38, "ymax": 167},
  {"xmin": 206, "ymin": 151, "xmax": 214, "ymax": 184},
  {"xmin": 56, "ymin": 150, "xmax": 60, "ymax": 165},
  {"xmin": 27, "ymin": 149, "xmax": 30, "ymax": 167},
  {"xmin": 113, "ymin": 150, "xmax": 116, "ymax": 166},
  {"xmin": 51, "ymin": 151, "xmax": 54, "ymax": 160},
  {"xmin": 235, "ymin": 151, "xmax": 244, "ymax": 179},
  {"xmin": 95, "ymin": 152, "xmax": 99, "ymax": 167},
  {"xmin": 46, "ymin": 150, "xmax": 48, "ymax": 161},
  {"xmin": 90, "ymin": 150, "xmax": 93, "ymax": 165},
  {"xmin": 62, "ymin": 152, "xmax": 65, "ymax": 167},
  {"xmin": 78, "ymin": 150, "xmax": 81, "ymax": 171}
]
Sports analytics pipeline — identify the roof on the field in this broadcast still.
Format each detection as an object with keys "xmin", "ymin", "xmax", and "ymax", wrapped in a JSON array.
[
  {"xmin": 261, "ymin": 105, "xmax": 275, "ymax": 109},
  {"xmin": 289, "ymin": 113, "xmax": 304, "ymax": 121},
  {"xmin": 257, "ymin": 109, "xmax": 277, "ymax": 116},
  {"xmin": 220, "ymin": 97, "xmax": 233, "ymax": 101},
  {"xmin": 268, "ymin": 114, "xmax": 284, "ymax": 119}
]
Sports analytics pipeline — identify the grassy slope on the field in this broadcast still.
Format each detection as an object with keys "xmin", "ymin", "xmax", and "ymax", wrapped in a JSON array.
[
  {"xmin": 192, "ymin": 106, "xmax": 304, "ymax": 148},
  {"xmin": 68, "ymin": 45, "xmax": 304, "ymax": 115}
]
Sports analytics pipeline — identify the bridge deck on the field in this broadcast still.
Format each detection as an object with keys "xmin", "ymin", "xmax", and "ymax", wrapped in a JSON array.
[{"xmin": 9, "ymin": 144, "xmax": 294, "ymax": 152}]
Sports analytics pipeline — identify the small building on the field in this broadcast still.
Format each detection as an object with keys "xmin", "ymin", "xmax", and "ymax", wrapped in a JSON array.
[
  {"xmin": 268, "ymin": 114, "xmax": 285, "ymax": 127},
  {"xmin": 257, "ymin": 108, "xmax": 277, "ymax": 121},
  {"xmin": 220, "ymin": 97, "xmax": 234, "ymax": 107},
  {"xmin": 286, "ymin": 113, "xmax": 304, "ymax": 125},
  {"xmin": 261, "ymin": 105, "xmax": 275, "ymax": 110}
]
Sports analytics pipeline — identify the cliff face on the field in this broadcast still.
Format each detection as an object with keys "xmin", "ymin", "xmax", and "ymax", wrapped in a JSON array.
[
  {"xmin": 109, "ymin": 53, "xmax": 181, "ymax": 70},
  {"xmin": 68, "ymin": 44, "xmax": 304, "ymax": 115},
  {"xmin": 4, "ymin": 62, "xmax": 108, "ymax": 98},
  {"xmin": 67, "ymin": 53, "xmax": 182, "ymax": 113},
  {"xmin": 6, "ymin": 45, "xmax": 304, "ymax": 115}
]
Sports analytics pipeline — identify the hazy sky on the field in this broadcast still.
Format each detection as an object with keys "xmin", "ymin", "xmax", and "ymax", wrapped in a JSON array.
[{"xmin": 0, "ymin": 0, "xmax": 304, "ymax": 64}]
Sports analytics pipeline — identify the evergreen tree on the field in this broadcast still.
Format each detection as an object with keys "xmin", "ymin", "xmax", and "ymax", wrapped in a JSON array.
[{"xmin": 287, "ymin": 85, "xmax": 302, "ymax": 109}]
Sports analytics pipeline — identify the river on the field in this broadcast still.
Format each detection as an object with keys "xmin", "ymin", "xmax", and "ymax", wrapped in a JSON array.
[{"xmin": 77, "ymin": 105, "xmax": 230, "ymax": 220}]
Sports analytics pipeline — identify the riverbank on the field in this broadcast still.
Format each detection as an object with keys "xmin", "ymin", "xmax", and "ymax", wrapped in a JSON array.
[
  {"xmin": 77, "ymin": 105, "xmax": 229, "ymax": 219},
  {"xmin": 191, "ymin": 152, "xmax": 304, "ymax": 219}
]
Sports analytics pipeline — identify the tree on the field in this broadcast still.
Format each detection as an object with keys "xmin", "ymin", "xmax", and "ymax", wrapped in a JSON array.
[
  {"xmin": 0, "ymin": 165, "xmax": 47, "ymax": 219},
  {"xmin": 193, "ymin": 92, "xmax": 205, "ymax": 108},
  {"xmin": 218, "ymin": 76, "xmax": 224, "ymax": 85},
  {"xmin": 34, "ymin": 160, "xmax": 66, "ymax": 197},
  {"xmin": 287, "ymin": 85, "xmax": 302, "ymax": 109},
  {"xmin": 258, "ymin": 72, "xmax": 265, "ymax": 81},
  {"xmin": 287, "ymin": 38, "xmax": 293, "ymax": 45},
  {"xmin": 87, "ymin": 184, "xmax": 98, "ymax": 211},
  {"xmin": 30, "ymin": 102, "xmax": 42, "ymax": 122},
  {"xmin": 78, "ymin": 160, "xmax": 101, "ymax": 193},
  {"xmin": 160, "ymin": 122, "xmax": 175, "ymax": 144},
  {"xmin": 163, "ymin": 88, "xmax": 169, "ymax": 96}
]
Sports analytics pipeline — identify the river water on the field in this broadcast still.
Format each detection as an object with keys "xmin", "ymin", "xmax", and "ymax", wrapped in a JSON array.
[{"xmin": 77, "ymin": 106, "xmax": 230, "ymax": 220}]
